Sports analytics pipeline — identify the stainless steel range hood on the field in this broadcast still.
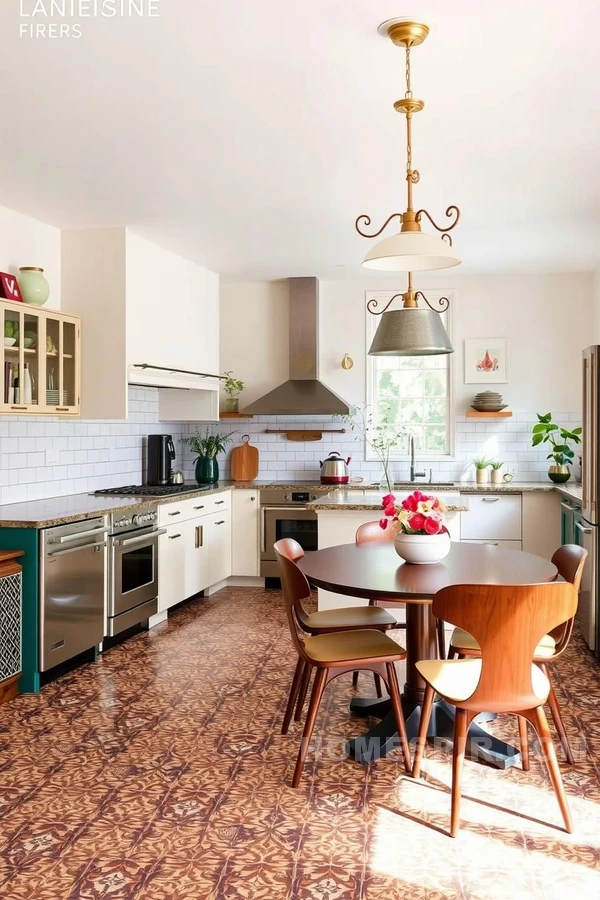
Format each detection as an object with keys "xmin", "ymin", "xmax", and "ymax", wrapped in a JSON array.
[{"xmin": 242, "ymin": 277, "xmax": 353, "ymax": 416}]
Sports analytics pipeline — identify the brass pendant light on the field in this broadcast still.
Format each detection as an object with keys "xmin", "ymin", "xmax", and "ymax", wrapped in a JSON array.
[
  {"xmin": 356, "ymin": 18, "xmax": 461, "ymax": 272},
  {"xmin": 361, "ymin": 18, "xmax": 458, "ymax": 356},
  {"xmin": 368, "ymin": 273, "xmax": 454, "ymax": 357}
]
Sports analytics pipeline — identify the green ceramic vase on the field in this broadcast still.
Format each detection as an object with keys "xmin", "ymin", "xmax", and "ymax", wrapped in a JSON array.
[
  {"xmin": 195, "ymin": 457, "xmax": 219, "ymax": 484},
  {"xmin": 18, "ymin": 267, "xmax": 50, "ymax": 306}
]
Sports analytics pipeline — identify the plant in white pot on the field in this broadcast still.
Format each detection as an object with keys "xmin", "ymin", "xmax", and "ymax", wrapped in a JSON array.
[
  {"xmin": 473, "ymin": 457, "xmax": 490, "ymax": 485},
  {"xmin": 489, "ymin": 460, "xmax": 504, "ymax": 485},
  {"xmin": 380, "ymin": 489, "xmax": 450, "ymax": 565}
]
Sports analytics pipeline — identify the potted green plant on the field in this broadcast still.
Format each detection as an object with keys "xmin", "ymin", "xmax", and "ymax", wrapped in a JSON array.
[
  {"xmin": 489, "ymin": 460, "xmax": 504, "ymax": 485},
  {"xmin": 183, "ymin": 429, "xmax": 233, "ymax": 484},
  {"xmin": 531, "ymin": 414, "xmax": 582, "ymax": 483},
  {"xmin": 473, "ymin": 457, "xmax": 490, "ymax": 485},
  {"xmin": 222, "ymin": 371, "xmax": 245, "ymax": 413}
]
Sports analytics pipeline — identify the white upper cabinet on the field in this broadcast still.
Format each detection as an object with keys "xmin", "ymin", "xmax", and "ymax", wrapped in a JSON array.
[{"xmin": 61, "ymin": 228, "xmax": 220, "ymax": 421}]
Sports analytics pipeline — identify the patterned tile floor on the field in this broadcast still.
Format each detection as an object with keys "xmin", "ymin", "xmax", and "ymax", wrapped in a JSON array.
[{"xmin": 1, "ymin": 586, "xmax": 600, "ymax": 899}]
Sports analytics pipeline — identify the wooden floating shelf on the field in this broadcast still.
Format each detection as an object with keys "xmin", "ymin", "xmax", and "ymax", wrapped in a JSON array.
[
  {"xmin": 219, "ymin": 412, "xmax": 254, "ymax": 419},
  {"xmin": 466, "ymin": 410, "xmax": 512, "ymax": 418}
]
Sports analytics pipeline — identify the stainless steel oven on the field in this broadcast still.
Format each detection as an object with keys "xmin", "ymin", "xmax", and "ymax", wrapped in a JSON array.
[
  {"xmin": 260, "ymin": 487, "xmax": 330, "ymax": 577},
  {"xmin": 107, "ymin": 505, "xmax": 166, "ymax": 636}
]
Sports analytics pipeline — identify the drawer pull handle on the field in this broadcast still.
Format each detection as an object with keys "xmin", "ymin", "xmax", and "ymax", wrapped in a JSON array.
[
  {"xmin": 11, "ymin": 405, "xmax": 27, "ymax": 410},
  {"xmin": 168, "ymin": 533, "xmax": 182, "ymax": 540},
  {"xmin": 56, "ymin": 407, "xmax": 70, "ymax": 411},
  {"xmin": 482, "ymin": 497, "xmax": 500, "ymax": 502},
  {"xmin": 195, "ymin": 525, "xmax": 203, "ymax": 548},
  {"xmin": 168, "ymin": 511, "xmax": 181, "ymax": 516},
  {"xmin": 215, "ymin": 501, "xmax": 225, "ymax": 505},
  {"xmin": 193, "ymin": 505, "xmax": 205, "ymax": 510},
  {"xmin": 215, "ymin": 520, "xmax": 226, "ymax": 525},
  {"xmin": 484, "ymin": 542, "xmax": 499, "ymax": 546}
]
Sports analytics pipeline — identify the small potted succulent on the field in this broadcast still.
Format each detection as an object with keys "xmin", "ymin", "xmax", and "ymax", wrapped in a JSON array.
[
  {"xmin": 532, "ymin": 414, "xmax": 582, "ymax": 483},
  {"xmin": 379, "ymin": 490, "xmax": 450, "ymax": 565},
  {"xmin": 489, "ymin": 460, "xmax": 504, "ymax": 485},
  {"xmin": 473, "ymin": 457, "xmax": 490, "ymax": 485},
  {"xmin": 222, "ymin": 371, "xmax": 245, "ymax": 413},
  {"xmin": 183, "ymin": 429, "xmax": 233, "ymax": 484}
]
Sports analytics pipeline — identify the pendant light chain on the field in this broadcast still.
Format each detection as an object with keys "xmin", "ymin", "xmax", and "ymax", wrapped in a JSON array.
[{"xmin": 405, "ymin": 45, "xmax": 418, "ymax": 211}]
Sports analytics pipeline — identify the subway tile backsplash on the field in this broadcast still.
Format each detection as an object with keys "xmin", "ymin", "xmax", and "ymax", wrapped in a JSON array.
[{"xmin": 0, "ymin": 393, "xmax": 581, "ymax": 506}]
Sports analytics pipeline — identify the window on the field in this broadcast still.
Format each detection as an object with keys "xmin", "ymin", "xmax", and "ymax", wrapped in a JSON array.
[{"xmin": 366, "ymin": 290, "xmax": 453, "ymax": 458}]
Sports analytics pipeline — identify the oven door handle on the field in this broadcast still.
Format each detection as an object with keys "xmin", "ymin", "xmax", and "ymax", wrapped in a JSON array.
[
  {"xmin": 47, "ymin": 541, "xmax": 105, "ymax": 559},
  {"xmin": 54, "ymin": 526, "xmax": 108, "ymax": 544},
  {"xmin": 261, "ymin": 506, "xmax": 266, "ymax": 553},
  {"xmin": 114, "ymin": 527, "xmax": 166, "ymax": 547}
]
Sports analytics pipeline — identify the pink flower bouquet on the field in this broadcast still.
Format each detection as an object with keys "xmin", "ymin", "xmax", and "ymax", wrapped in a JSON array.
[{"xmin": 379, "ymin": 489, "xmax": 448, "ymax": 535}]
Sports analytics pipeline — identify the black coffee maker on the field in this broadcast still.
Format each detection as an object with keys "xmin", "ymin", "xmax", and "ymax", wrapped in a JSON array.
[{"xmin": 147, "ymin": 434, "xmax": 176, "ymax": 485}]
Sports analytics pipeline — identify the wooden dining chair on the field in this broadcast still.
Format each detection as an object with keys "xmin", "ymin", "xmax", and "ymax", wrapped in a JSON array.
[
  {"xmin": 275, "ymin": 538, "xmax": 398, "ymax": 727},
  {"xmin": 275, "ymin": 540, "xmax": 411, "ymax": 786},
  {"xmin": 412, "ymin": 581, "xmax": 578, "ymax": 837},
  {"xmin": 447, "ymin": 544, "xmax": 587, "ymax": 764},
  {"xmin": 355, "ymin": 520, "xmax": 447, "ymax": 662}
]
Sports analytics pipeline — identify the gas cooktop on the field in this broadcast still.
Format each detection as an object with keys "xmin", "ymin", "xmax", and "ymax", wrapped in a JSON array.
[{"xmin": 94, "ymin": 484, "xmax": 211, "ymax": 497}]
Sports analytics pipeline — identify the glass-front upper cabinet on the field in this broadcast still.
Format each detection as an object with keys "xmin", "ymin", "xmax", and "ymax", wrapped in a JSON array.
[{"xmin": 1, "ymin": 299, "xmax": 80, "ymax": 416}]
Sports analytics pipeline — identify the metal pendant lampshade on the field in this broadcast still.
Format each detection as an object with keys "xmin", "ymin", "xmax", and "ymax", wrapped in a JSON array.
[
  {"xmin": 368, "ymin": 307, "xmax": 454, "ymax": 356},
  {"xmin": 362, "ymin": 230, "xmax": 461, "ymax": 272}
]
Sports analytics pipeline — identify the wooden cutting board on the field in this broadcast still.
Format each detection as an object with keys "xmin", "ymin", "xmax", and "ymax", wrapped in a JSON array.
[{"xmin": 230, "ymin": 435, "xmax": 259, "ymax": 482}]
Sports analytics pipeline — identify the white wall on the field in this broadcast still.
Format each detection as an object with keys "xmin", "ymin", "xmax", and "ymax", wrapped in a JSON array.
[
  {"xmin": 218, "ymin": 272, "xmax": 591, "ymax": 481},
  {"xmin": 0, "ymin": 204, "xmax": 61, "ymax": 308},
  {"xmin": 219, "ymin": 280, "xmax": 289, "ymax": 405},
  {"xmin": 126, "ymin": 231, "xmax": 220, "ymax": 374}
]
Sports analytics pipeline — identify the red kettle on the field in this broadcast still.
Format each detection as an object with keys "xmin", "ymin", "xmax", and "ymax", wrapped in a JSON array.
[{"xmin": 319, "ymin": 451, "xmax": 351, "ymax": 484}]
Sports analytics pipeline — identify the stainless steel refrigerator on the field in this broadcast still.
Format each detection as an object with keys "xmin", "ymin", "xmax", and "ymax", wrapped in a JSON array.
[{"xmin": 580, "ymin": 346, "xmax": 599, "ymax": 654}]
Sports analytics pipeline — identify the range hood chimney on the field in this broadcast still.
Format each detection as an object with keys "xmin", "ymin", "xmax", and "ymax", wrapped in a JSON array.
[{"xmin": 242, "ymin": 277, "xmax": 353, "ymax": 416}]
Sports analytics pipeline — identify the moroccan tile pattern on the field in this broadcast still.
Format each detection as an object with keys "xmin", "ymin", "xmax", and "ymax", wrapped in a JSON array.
[{"xmin": 0, "ymin": 586, "xmax": 600, "ymax": 899}]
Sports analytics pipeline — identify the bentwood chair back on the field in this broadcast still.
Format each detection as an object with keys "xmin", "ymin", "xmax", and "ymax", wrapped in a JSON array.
[
  {"xmin": 355, "ymin": 520, "xmax": 396, "ymax": 543},
  {"xmin": 275, "ymin": 538, "xmax": 313, "ymax": 657},
  {"xmin": 548, "ymin": 544, "xmax": 587, "ymax": 651},
  {"xmin": 275, "ymin": 542, "xmax": 411, "ymax": 786},
  {"xmin": 433, "ymin": 582, "xmax": 578, "ymax": 712},
  {"xmin": 413, "ymin": 581, "xmax": 578, "ymax": 836}
]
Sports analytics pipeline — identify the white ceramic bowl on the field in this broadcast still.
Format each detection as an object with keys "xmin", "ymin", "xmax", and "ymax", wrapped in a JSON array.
[
  {"xmin": 4, "ymin": 337, "xmax": 16, "ymax": 347},
  {"xmin": 394, "ymin": 530, "xmax": 451, "ymax": 565}
]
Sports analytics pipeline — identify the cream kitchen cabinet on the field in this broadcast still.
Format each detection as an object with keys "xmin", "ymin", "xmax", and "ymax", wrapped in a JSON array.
[
  {"xmin": 206, "ymin": 509, "xmax": 232, "ymax": 586},
  {"xmin": 158, "ymin": 492, "xmax": 232, "ymax": 610},
  {"xmin": 61, "ymin": 227, "xmax": 219, "ymax": 421},
  {"xmin": 1, "ymin": 299, "xmax": 80, "ymax": 416},
  {"xmin": 231, "ymin": 489, "xmax": 260, "ymax": 576},
  {"xmin": 158, "ymin": 523, "xmax": 187, "ymax": 613},
  {"xmin": 460, "ymin": 493, "xmax": 522, "ymax": 545}
]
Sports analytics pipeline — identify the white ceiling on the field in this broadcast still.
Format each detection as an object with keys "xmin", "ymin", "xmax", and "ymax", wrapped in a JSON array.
[{"xmin": 1, "ymin": 0, "xmax": 600, "ymax": 280}]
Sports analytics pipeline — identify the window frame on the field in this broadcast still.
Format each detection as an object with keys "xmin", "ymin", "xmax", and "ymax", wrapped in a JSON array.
[{"xmin": 365, "ymin": 289, "xmax": 456, "ymax": 460}]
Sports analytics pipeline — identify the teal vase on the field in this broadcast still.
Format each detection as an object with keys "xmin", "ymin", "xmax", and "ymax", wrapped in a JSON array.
[{"xmin": 195, "ymin": 457, "xmax": 219, "ymax": 484}]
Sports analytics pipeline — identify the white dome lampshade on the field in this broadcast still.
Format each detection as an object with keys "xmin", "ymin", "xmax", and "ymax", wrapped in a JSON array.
[
  {"xmin": 362, "ymin": 230, "xmax": 461, "ymax": 272},
  {"xmin": 369, "ymin": 307, "xmax": 454, "ymax": 356}
]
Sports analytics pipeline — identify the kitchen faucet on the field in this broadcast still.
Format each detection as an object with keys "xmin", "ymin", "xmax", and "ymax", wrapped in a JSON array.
[{"xmin": 409, "ymin": 433, "xmax": 427, "ymax": 482}]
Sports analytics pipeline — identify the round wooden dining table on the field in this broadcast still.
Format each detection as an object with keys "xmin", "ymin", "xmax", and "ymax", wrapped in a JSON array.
[{"xmin": 298, "ymin": 541, "xmax": 558, "ymax": 769}]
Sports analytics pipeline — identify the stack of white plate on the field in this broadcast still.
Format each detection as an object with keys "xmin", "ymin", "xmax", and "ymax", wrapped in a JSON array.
[
  {"xmin": 471, "ymin": 391, "xmax": 507, "ymax": 412},
  {"xmin": 46, "ymin": 391, "xmax": 72, "ymax": 406}
]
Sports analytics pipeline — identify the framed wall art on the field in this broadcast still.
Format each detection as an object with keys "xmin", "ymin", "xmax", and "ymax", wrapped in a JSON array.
[
  {"xmin": 0, "ymin": 272, "xmax": 23, "ymax": 302},
  {"xmin": 464, "ymin": 338, "xmax": 508, "ymax": 384}
]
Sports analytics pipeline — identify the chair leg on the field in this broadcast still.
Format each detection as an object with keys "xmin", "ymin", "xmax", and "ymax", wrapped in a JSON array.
[
  {"xmin": 294, "ymin": 663, "xmax": 312, "ymax": 722},
  {"xmin": 292, "ymin": 667, "xmax": 328, "ymax": 788},
  {"xmin": 386, "ymin": 662, "xmax": 411, "ymax": 773},
  {"xmin": 518, "ymin": 715, "xmax": 530, "ymax": 771},
  {"xmin": 352, "ymin": 671, "xmax": 359, "ymax": 689},
  {"xmin": 530, "ymin": 705, "xmax": 573, "ymax": 833},
  {"xmin": 282, "ymin": 657, "xmax": 304, "ymax": 735},
  {"xmin": 412, "ymin": 683, "xmax": 434, "ymax": 779},
  {"xmin": 373, "ymin": 674, "xmax": 383, "ymax": 698},
  {"xmin": 450, "ymin": 708, "xmax": 469, "ymax": 838},
  {"xmin": 542, "ymin": 665, "xmax": 575, "ymax": 765},
  {"xmin": 436, "ymin": 619, "xmax": 446, "ymax": 659}
]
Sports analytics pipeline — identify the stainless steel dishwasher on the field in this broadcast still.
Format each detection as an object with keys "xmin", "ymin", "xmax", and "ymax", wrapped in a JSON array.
[{"xmin": 39, "ymin": 517, "xmax": 107, "ymax": 671}]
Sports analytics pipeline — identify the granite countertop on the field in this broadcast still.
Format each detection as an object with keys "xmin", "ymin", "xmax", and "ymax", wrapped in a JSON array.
[
  {"xmin": 308, "ymin": 489, "xmax": 469, "ymax": 513},
  {"xmin": 0, "ymin": 483, "xmax": 232, "ymax": 529},
  {"xmin": 0, "ymin": 478, "xmax": 584, "ymax": 529}
]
